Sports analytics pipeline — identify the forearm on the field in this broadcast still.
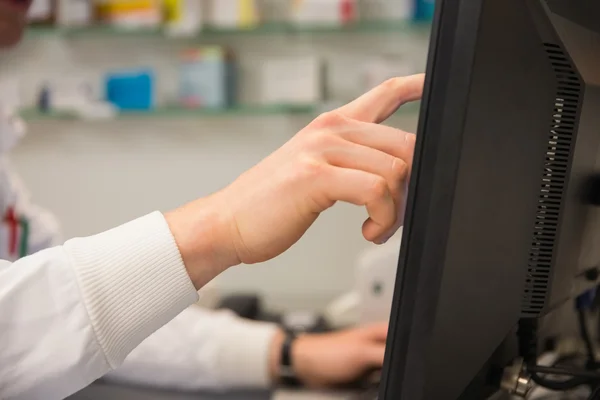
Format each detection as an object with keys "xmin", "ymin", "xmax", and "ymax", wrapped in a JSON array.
[
  {"xmin": 0, "ymin": 212, "xmax": 199, "ymax": 399},
  {"xmin": 105, "ymin": 306, "xmax": 280, "ymax": 391}
]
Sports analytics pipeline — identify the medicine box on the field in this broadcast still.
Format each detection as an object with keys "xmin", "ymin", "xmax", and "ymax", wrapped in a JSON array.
[
  {"xmin": 179, "ymin": 47, "xmax": 236, "ymax": 109},
  {"xmin": 414, "ymin": 0, "xmax": 435, "ymax": 21},
  {"xmin": 206, "ymin": 0, "xmax": 259, "ymax": 29},
  {"xmin": 105, "ymin": 69, "xmax": 155, "ymax": 111},
  {"xmin": 259, "ymin": 56, "xmax": 324, "ymax": 106},
  {"xmin": 164, "ymin": 0, "xmax": 204, "ymax": 36},
  {"xmin": 290, "ymin": 0, "xmax": 357, "ymax": 26},
  {"xmin": 96, "ymin": 0, "xmax": 162, "ymax": 28},
  {"xmin": 359, "ymin": 0, "xmax": 413, "ymax": 21},
  {"xmin": 56, "ymin": 0, "xmax": 93, "ymax": 27}
]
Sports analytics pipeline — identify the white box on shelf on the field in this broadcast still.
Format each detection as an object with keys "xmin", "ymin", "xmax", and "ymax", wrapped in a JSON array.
[
  {"xmin": 290, "ymin": 0, "xmax": 357, "ymax": 26},
  {"xmin": 57, "ymin": 0, "xmax": 93, "ymax": 27},
  {"xmin": 363, "ymin": 55, "xmax": 414, "ymax": 92},
  {"xmin": 27, "ymin": 0, "xmax": 53, "ymax": 21},
  {"xmin": 360, "ymin": 0, "xmax": 413, "ymax": 21},
  {"xmin": 207, "ymin": 0, "xmax": 259, "ymax": 29},
  {"xmin": 107, "ymin": 11, "xmax": 162, "ymax": 29},
  {"xmin": 257, "ymin": 0, "xmax": 288, "ymax": 23},
  {"xmin": 259, "ymin": 56, "xmax": 323, "ymax": 106}
]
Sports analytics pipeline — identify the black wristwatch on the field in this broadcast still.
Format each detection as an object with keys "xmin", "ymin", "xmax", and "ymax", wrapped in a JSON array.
[{"xmin": 279, "ymin": 330, "xmax": 302, "ymax": 387}]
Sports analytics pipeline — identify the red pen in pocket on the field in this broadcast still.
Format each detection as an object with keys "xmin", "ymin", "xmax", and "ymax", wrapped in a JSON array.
[{"xmin": 4, "ymin": 206, "xmax": 19, "ymax": 257}]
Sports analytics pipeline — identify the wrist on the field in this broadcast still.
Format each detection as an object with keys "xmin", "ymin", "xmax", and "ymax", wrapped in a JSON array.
[
  {"xmin": 165, "ymin": 195, "xmax": 240, "ymax": 289},
  {"xmin": 290, "ymin": 334, "xmax": 316, "ymax": 387},
  {"xmin": 269, "ymin": 328, "xmax": 286, "ymax": 384}
]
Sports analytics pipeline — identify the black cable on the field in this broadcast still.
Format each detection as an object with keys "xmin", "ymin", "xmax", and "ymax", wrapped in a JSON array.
[
  {"xmin": 589, "ymin": 385, "xmax": 600, "ymax": 400},
  {"xmin": 529, "ymin": 372, "xmax": 589, "ymax": 391},
  {"xmin": 552, "ymin": 354, "xmax": 582, "ymax": 368},
  {"xmin": 528, "ymin": 365, "xmax": 597, "ymax": 391},
  {"xmin": 528, "ymin": 365, "xmax": 600, "ymax": 380},
  {"xmin": 518, "ymin": 318, "xmax": 597, "ymax": 391}
]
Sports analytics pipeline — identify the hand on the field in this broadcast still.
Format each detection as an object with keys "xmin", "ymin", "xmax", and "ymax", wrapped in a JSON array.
[
  {"xmin": 269, "ymin": 324, "xmax": 388, "ymax": 388},
  {"xmin": 167, "ymin": 75, "xmax": 424, "ymax": 289}
]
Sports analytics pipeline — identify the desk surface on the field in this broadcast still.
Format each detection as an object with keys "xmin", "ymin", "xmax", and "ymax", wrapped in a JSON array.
[
  {"xmin": 68, "ymin": 383, "xmax": 269, "ymax": 400},
  {"xmin": 68, "ymin": 383, "xmax": 353, "ymax": 400}
]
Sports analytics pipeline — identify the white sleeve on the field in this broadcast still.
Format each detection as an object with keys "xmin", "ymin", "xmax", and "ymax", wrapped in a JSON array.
[
  {"xmin": 0, "ymin": 212, "xmax": 199, "ymax": 400},
  {"xmin": 103, "ymin": 306, "xmax": 279, "ymax": 391}
]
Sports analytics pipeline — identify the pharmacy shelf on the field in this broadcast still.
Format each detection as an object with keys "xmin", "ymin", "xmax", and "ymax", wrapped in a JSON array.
[
  {"xmin": 19, "ymin": 104, "xmax": 318, "ymax": 121},
  {"xmin": 20, "ymin": 101, "xmax": 420, "ymax": 122},
  {"xmin": 25, "ymin": 20, "xmax": 430, "ymax": 39}
]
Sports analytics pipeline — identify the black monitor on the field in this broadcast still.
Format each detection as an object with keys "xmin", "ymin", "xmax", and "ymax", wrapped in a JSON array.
[{"xmin": 379, "ymin": 1, "xmax": 600, "ymax": 399}]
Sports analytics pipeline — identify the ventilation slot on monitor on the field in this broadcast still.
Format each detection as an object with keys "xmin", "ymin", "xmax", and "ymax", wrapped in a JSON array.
[{"xmin": 521, "ymin": 43, "xmax": 581, "ymax": 317}]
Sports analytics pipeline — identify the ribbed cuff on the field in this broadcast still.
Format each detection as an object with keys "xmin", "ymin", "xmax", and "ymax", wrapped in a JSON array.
[
  {"xmin": 64, "ymin": 212, "xmax": 199, "ymax": 368},
  {"xmin": 216, "ymin": 320, "xmax": 279, "ymax": 388}
]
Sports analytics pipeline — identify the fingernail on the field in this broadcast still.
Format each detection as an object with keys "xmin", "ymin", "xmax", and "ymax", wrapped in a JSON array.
[{"xmin": 404, "ymin": 132, "xmax": 416, "ymax": 145}]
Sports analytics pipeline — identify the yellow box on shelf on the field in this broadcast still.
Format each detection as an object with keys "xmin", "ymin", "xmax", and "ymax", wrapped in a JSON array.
[
  {"xmin": 163, "ymin": 0, "xmax": 204, "ymax": 36},
  {"xmin": 96, "ymin": 0, "xmax": 158, "ymax": 13},
  {"xmin": 163, "ymin": 0, "xmax": 181, "ymax": 22},
  {"xmin": 96, "ymin": 0, "xmax": 162, "ymax": 28}
]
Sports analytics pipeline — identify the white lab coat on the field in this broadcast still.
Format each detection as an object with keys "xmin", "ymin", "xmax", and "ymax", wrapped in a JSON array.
[{"xmin": 0, "ymin": 105, "xmax": 278, "ymax": 400}]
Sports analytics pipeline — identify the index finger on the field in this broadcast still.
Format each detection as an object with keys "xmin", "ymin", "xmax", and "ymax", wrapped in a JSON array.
[{"xmin": 336, "ymin": 74, "xmax": 425, "ymax": 124}]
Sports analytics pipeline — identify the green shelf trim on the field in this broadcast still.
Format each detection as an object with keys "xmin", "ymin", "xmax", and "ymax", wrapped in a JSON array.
[
  {"xmin": 19, "ymin": 104, "xmax": 318, "ymax": 121},
  {"xmin": 19, "ymin": 101, "xmax": 420, "ymax": 122},
  {"xmin": 25, "ymin": 20, "xmax": 430, "ymax": 39}
]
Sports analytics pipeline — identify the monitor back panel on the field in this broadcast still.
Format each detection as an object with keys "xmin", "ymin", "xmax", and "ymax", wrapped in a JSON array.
[{"xmin": 379, "ymin": 0, "xmax": 600, "ymax": 399}]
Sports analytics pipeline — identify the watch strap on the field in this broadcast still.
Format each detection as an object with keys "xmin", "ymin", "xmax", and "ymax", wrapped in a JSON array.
[{"xmin": 279, "ymin": 330, "xmax": 301, "ymax": 387}]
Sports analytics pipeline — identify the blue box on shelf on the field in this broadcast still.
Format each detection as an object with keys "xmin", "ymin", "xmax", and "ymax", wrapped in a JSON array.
[
  {"xmin": 105, "ymin": 69, "xmax": 155, "ymax": 111},
  {"xmin": 414, "ymin": 0, "xmax": 435, "ymax": 21}
]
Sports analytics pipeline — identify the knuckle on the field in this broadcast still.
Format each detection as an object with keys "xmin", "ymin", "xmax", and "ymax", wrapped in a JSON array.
[
  {"xmin": 390, "ymin": 157, "xmax": 409, "ymax": 180},
  {"xmin": 312, "ymin": 111, "xmax": 346, "ymax": 128},
  {"xmin": 303, "ymin": 129, "xmax": 331, "ymax": 150},
  {"xmin": 382, "ymin": 77, "xmax": 406, "ymax": 92},
  {"xmin": 369, "ymin": 177, "xmax": 389, "ymax": 200},
  {"xmin": 303, "ymin": 126, "xmax": 343, "ymax": 150},
  {"xmin": 297, "ymin": 155, "xmax": 325, "ymax": 180}
]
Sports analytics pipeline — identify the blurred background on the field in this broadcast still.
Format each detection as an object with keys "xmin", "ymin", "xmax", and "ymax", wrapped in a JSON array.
[{"xmin": 0, "ymin": 0, "xmax": 432, "ymax": 313}]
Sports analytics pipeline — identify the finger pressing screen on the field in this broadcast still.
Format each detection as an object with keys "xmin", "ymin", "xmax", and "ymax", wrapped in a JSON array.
[{"xmin": 336, "ymin": 74, "xmax": 425, "ymax": 124}]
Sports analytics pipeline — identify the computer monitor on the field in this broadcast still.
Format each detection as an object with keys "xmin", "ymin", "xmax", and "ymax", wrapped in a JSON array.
[{"xmin": 379, "ymin": 1, "xmax": 600, "ymax": 399}]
